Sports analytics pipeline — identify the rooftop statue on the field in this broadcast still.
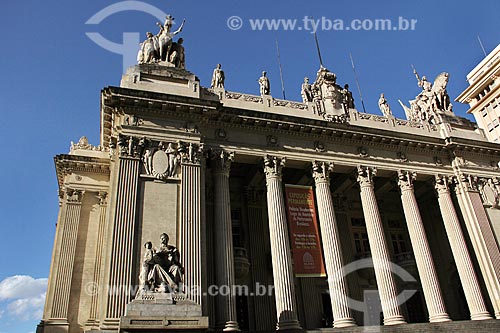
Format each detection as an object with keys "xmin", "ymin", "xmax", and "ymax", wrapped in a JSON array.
[
  {"xmin": 258, "ymin": 71, "xmax": 270, "ymax": 95},
  {"xmin": 137, "ymin": 14, "xmax": 186, "ymax": 69},
  {"xmin": 378, "ymin": 93, "xmax": 393, "ymax": 117},
  {"xmin": 211, "ymin": 64, "xmax": 225, "ymax": 89},
  {"xmin": 301, "ymin": 77, "xmax": 313, "ymax": 103},
  {"xmin": 400, "ymin": 68, "xmax": 454, "ymax": 125}
]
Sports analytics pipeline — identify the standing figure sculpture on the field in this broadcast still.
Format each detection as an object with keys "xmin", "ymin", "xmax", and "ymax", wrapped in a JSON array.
[
  {"xmin": 169, "ymin": 38, "xmax": 185, "ymax": 69},
  {"xmin": 378, "ymin": 93, "xmax": 393, "ymax": 117},
  {"xmin": 301, "ymin": 77, "xmax": 313, "ymax": 103},
  {"xmin": 342, "ymin": 84, "xmax": 355, "ymax": 110},
  {"xmin": 139, "ymin": 233, "xmax": 184, "ymax": 294},
  {"xmin": 137, "ymin": 32, "xmax": 159, "ymax": 64},
  {"xmin": 258, "ymin": 71, "xmax": 270, "ymax": 95},
  {"xmin": 211, "ymin": 64, "xmax": 225, "ymax": 89}
]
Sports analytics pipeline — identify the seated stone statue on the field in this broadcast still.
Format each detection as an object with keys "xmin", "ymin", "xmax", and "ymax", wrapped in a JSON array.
[{"xmin": 139, "ymin": 233, "xmax": 184, "ymax": 294}]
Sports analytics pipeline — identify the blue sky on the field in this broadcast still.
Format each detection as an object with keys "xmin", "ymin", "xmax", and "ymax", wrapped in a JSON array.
[{"xmin": 0, "ymin": 0, "xmax": 499, "ymax": 331}]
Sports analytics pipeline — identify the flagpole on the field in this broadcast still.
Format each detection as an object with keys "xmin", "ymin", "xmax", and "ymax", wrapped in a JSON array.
[
  {"xmin": 275, "ymin": 39, "xmax": 286, "ymax": 100},
  {"xmin": 349, "ymin": 52, "xmax": 367, "ymax": 113}
]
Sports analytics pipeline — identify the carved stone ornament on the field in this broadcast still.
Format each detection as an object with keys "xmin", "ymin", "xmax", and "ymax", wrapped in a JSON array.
[
  {"xmin": 70, "ymin": 136, "xmax": 108, "ymax": 153},
  {"xmin": 478, "ymin": 178, "xmax": 500, "ymax": 208},
  {"xmin": 215, "ymin": 128, "xmax": 227, "ymax": 139},
  {"xmin": 434, "ymin": 156, "xmax": 443, "ymax": 166},
  {"xmin": 397, "ymin": 170, "xmax": 416, "ymax": 192},
  {"xmin": 358, "ymin": 147, "xmax": 369, "ymax": 158},
  {"xmin": 266, "ymin": 135, "xmax": 278, "ymax": 147},
  {"xmin": 263, "ymin": 155, "xmax": 285, "ymax": 179},
  {"xmin": 398, "ymin": 152, "xmax": 408, "ymax": 162},
  {"xmin": 312, "ymin": 161, "xmax": 334, "ymax": 184},
  {"xmin": 357, "ymin": 165, "xmax": 377, "ymax": 187},
  {"xmin": 124, "ymin": 114, "xmax": 143, "ymax": 126},
  {"xmin": 97, "ymin": 191, "xmax": 108, "ymax": 206},
  {"xmin": 314, "ymin": 141, "xmax": 326, "ymax": 152}
]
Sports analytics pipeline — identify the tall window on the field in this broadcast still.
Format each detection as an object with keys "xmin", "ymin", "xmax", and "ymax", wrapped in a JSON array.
[{"xmin": 351, "ymin": 217, "xmax": 370, "ymax": 257}]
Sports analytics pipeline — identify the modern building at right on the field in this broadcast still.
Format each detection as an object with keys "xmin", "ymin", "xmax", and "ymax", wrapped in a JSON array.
[{"xmin": 458, "ymin": 44, "xmax": 500, "ymax": 143}]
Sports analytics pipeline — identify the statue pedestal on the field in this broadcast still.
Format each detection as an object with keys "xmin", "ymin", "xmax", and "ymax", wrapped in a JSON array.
[{"xmin": 119, "ymin": 292, "xmax": 208, "ymax": 332}]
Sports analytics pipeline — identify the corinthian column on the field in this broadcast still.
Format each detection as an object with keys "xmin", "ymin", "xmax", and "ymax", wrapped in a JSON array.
[
  {"xmin": 434, "ymin": 175, "xmax": 491, "ymax": 320},
  {"xmin": 211, "ymin": 150, "xmax": 239, "ymax": 331},
  {"xmin": 397, "ymin": 171, "xmax": 450, "ymax": 322},
  {"xmin": 357, "ymin": 166, "xmax": 406, "ymax": 325},
  {"xmin": 312, "ymin": 161, "xmax": 356, "ymax": 328},
  {"xmin": 263, "ymin": 155, "xmax": 302, "ymax": 330},
  {"xmin": 49, "ymin": 189, "xmax": 85, "ymax": 322},
  {"xmin": 454, "ymin": 172, "xmax": 500, "ymax": 318}
]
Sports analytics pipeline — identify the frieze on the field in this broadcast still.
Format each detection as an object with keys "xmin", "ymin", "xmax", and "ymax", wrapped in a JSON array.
[{"xmin": 314, "ymin": 141, "xmax": 326, "ymax": 152}]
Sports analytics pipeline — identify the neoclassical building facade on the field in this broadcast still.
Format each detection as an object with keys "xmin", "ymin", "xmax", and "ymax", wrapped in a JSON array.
[{"xmin": 37, "ymin": 59, "xmax": 500, "ymax": 332}]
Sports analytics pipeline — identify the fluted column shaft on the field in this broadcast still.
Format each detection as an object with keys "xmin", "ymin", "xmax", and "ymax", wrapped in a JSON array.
[
  {"xmin": 180, "ymin": 163, "xmax": 202, "ymax": 305},
  {"xmin": 454, "ymin": 173, "xmax": 500, "ymax": 318},
  {"xmin": 86, "ymin": 192, "xmax": 108, "ymax": 327},
  {"xmin": 434, "ymin": 175, "xmax": 491, "ymax": 320},
  {"xmin": 312, "ymin": 161, "xmax": 356, "ymax": 328},
  {"xmin": 357, "ymin": 166, "xmax": 406, "ymax": 325},
  {"xmin": 264, "ymin": 156, "xmax": 302, "ymax": 330},
  {"xmin": 212, "ymin": 150, "xmax": 239, "ymax": 331},
  {"xmin": 104, "ymin": 157, "xmax": 140, "ymax": 324},
  {"xmin": 397, "ymin": 171, "xmax": 450, "ymax": 322},
  {"xmin": 50, "ymin": 189, "xmax": 84, "ymax": 320}
]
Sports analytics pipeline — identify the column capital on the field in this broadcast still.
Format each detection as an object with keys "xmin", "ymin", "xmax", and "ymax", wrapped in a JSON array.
[
  {"xmin": 117, "ymin": 134, "xmax": 145, "ymax": 159},
  {"xmin": 357, "ymin": 165, "xmax": 377, "ymax": 188},
  {"xmin": 454, "ymin": 172, "xmax": 480, "ymax": 193},
  {"xmin": 97, "ymin": 191, "xmax": 108, "ymax": 206},
  {"xmin": 397, "ymin": 170, "xmax": 416, "ymax": 192},
  {"xmin": 434, "ymin": 174, "xmax": 452, "ymax": 194},
  {"xmin": 65, "ymin": 188, "xmax": 84, "ymax": 204},
  {"xmin": 179, "ymin": 142, "xmax": 204, "ymax": 165},
  {"xmin": 210, "ymin": 149, "xmax": 234, "ymax": 176},
  {"xmin": 263, "ymin": 155, "xmax": 285, "ymax": 180},
  {"xmin": 312, "ymin": 161, "xmax": 334, "ymax": 184}
]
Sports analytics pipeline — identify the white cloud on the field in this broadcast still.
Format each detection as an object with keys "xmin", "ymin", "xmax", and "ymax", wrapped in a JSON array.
[
  {"xmin": 0, "ymin": 275, "xmax": 47, "ymax": 300},
  {"xmin": 0, "ymin": 275, "xmax": 47, "ymax": 322},
  {"xmin": 7, "ymin": 293, "xmax": 46, "ymax": 321}
]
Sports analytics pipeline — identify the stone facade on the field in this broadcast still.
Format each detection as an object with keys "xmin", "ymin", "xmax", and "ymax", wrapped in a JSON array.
[{"xmin": 37, "ymin": 61, "xmax": 500, "ymax": 332}]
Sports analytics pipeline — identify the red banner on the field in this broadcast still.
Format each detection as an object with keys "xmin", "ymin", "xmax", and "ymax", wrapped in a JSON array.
[{"xmin": 285, "ymin": 184, "xmax": 326, "ymax": 277}]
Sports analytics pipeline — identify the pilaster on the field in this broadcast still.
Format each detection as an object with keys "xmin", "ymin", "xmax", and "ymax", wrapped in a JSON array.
[
  {"xmin": 102, "ymin": 136, "xmax": 141, "ymax": 328},
  {"xmin": 49, "ymin": 189, "xmax": 85, "ymax": 323}
]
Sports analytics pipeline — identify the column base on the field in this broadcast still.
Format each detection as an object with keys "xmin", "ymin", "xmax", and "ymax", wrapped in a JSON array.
[
  {"xmin": 429, "ymin": 313, "xmax": 451, "ymax": 323},
  {"xmin": 276, "ymin": 319, "xmax": 302, "ymax": 331},
  {"xmin": 383, "ymin": 315, "xmax": 406, "ymax": 326},
  {"xmin": 222, "ymin": 321, "xmax": 240, "ymax": 331},
  {"xmin": 495, "ymin": 311, "xmax": 500, "ymax": 320},
  {"xmin": 333, "ymin": 317, "xmax": 357, "ymax": 328},
  {"xmin": 471, "ymin": 311, "xmax": 493, "ymax": 321}
]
